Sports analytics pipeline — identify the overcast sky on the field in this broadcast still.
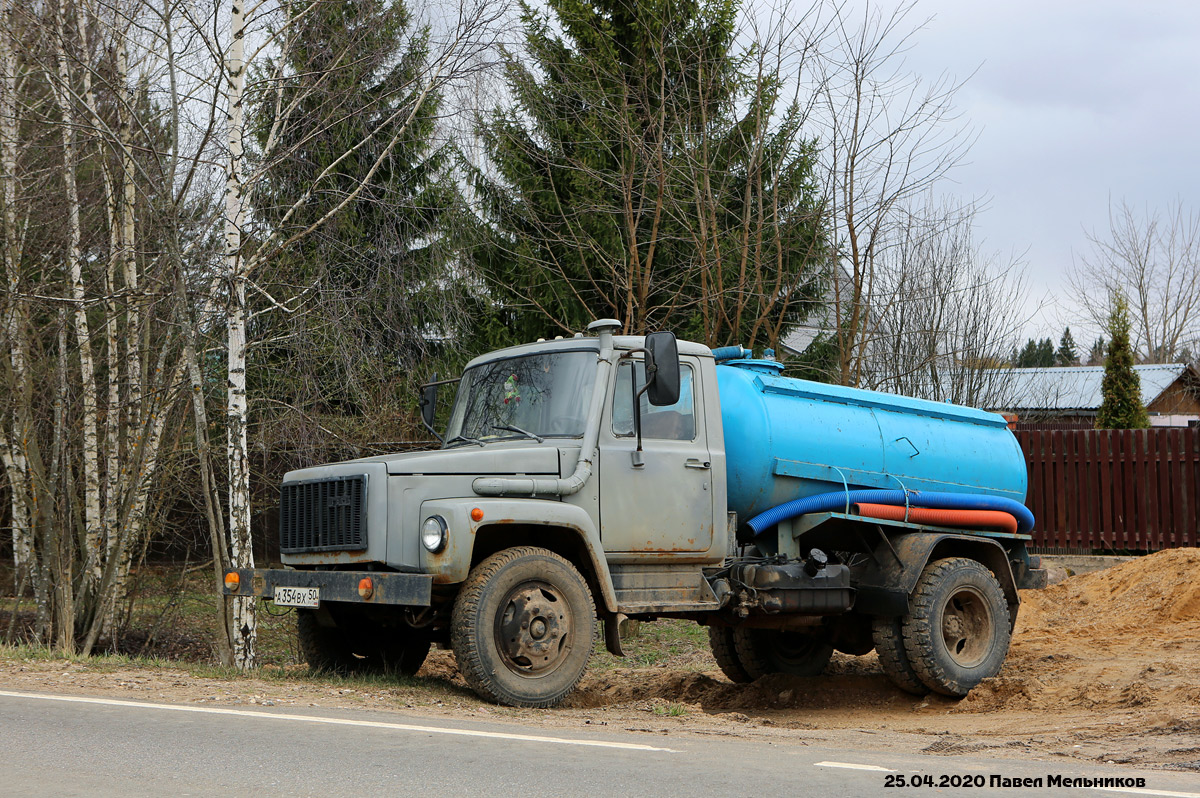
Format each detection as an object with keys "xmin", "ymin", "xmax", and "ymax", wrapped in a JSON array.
[{"xmin": 889, "ymin": 0, "xmax": 1200, "ymax": 342}]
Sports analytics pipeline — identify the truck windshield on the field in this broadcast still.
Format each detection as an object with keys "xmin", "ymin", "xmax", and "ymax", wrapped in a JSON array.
[{"xmin": 444, "ymin": 350, "xmax": 597, "ymax": 445}]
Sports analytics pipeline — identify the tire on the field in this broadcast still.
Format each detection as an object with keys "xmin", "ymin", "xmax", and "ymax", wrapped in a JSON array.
[
  {"xmin": 298, "ymin": 609, "xmax": 358, "ymax": 673},
  {"xmin": 901, "ymin": 557, "xmax": 1012, "ymax": 697},
  {"xmin": 297, "ymin": 608, "xmax": 430, "ymax": 676},
  {"xmin": 375, "ymin": 635, "xmax": 432, "ymax": 676},
  {"xmin": 732, "ymin": 627, "xmax": 834, "ymax": 680},
  {"xmin": 872, "ymin": 616, "xmax": 930, "ymax": 696},
  {"xmin": 451, "ymin": 547, "xmax": 595, "ymax": 708},
  {"xmin": 707, "ymin": 626, "xmax": 753, "ymax": 683}
]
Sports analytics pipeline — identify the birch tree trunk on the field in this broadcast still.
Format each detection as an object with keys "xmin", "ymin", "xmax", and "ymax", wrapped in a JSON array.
[
  {"xmin": 107, "ymin": 27, "xmax": 142, "ymax": 631},
  {"xmin": 53, "ymin": 0, "xmax": 104, "ymax": 607},
  {"xmin": 0, "ymin": 0, "xmax": 33, "ymax": 601},
  {"xmin": 224, "ymin": 0, "xmax": 256, "ymax": 670}
]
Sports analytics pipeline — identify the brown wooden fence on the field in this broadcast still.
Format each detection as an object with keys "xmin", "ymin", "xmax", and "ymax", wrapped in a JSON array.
[{"xmin": 1015, "ymin": 428, "xmax": 1200, "ymax": 552}]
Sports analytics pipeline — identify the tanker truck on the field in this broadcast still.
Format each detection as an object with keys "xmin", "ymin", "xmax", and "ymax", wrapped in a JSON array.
[{"xmin": 223, "ymin": 320, "xmax": 1048, "ymax": 707}]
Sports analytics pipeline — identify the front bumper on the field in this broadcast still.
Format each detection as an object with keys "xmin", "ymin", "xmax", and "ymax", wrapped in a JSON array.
[{"xmin": 222, "ymin": 568, "xmax": 433, "ymax": 606}]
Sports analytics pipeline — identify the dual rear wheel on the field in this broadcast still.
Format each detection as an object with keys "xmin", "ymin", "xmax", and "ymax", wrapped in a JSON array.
[
  {"xmin": 708, "ymin": 626, "xmax": 834, "ymax": 682},
  {"xmin": 894, "ymin": 557, "xmax": 1012, "ymax": 697},
  {"xmin": 709, "ymin": 557, "xmax": 1012, "ymax": 698}
]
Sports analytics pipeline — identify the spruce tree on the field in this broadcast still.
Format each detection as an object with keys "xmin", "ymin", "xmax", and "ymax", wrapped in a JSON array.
[
  {"xmin": 470, "ymin": 0, "xmax": 826, "ymax": 347},
  {"xmin": 1015, "ymin": 337, "xmax": 1056, "ymax": 367},
  {"xmin": 1056, "ymin": 327, "xmax": 1078, "ymax": 366},
  {"xmin": 1096, "ymin": 294, "xmax": 1150, "ymax": 429},
  {"xmin": 248, "ymin": 0, "xmax": 463, "ymax": 416},
  {"xmin": 1037, "ymin": 337, "xmax": 1055, "ymax": 366},
  {"xmin": 1014, "ymin": 339, "xmax": 1037, "ymax": 367}
]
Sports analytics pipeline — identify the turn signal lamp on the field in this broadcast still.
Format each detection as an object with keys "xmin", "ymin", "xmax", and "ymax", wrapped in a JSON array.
[
  {"xmin": 358, "ymin": 578, "xmax": 374, "ymax": 599},
  {"xmin": 470, "ymin": 507, "xmax": 484, "ymax": 522},
  {"xmin": 224, "ymin": 572, "xmax": 240, "ymax": 592}
]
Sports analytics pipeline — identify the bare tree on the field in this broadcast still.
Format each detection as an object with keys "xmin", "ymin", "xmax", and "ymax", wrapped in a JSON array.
[
  {"xmin": 857, "ymin": 198, "xmax": 1026, "ymax": 409},
  {"xmin": 809, "ymin": 0, "xmax": 973, "ymax": 386},
  {"xmin": 0, "ymin": 0, "xmax": 217, "ymax": 655},
  {"xmin": 1070, "ymin": 198, "xmax": 1200, "ymax": 362}
]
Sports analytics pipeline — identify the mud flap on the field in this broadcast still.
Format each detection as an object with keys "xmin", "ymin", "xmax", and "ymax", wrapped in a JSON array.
[{"xmin": 605, "ymin": 613, "xmax": 627, "ymax": 657}]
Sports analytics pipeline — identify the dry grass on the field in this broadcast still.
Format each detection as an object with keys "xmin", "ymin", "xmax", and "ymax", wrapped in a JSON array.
[{"xmin": 2, "ymin": 565, "xmax": 716, "ymax": 677}]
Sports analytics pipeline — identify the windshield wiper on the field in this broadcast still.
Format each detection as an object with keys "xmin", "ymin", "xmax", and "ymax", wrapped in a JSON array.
[
  {"xmin": 491, "ymin": 424, "xmax": 545, "ymax": 443},
  {"xmin": 444, "ymin": 434, "xmax": 485, "ymax": 447}
]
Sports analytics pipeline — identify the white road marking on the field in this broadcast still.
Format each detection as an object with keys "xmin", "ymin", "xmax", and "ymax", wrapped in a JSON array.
[
  {"xmin": 814, "ymin": 761, "xmax": 896, "ymax": 772},
  {"xmin": 0, "ymin": 689, "xmax": 677, "ymax": 752},
  {"xmin": 1091, "ymin": 789, "xmax": 1200, "ymax": 798}
]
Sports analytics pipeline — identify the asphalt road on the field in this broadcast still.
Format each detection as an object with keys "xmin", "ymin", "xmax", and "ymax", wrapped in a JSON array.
[{"xmin": 2, "ymin": 689, "xmax": 1197, "ymax": 798}]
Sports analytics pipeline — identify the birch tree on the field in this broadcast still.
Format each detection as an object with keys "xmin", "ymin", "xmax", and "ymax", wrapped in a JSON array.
[
  {"xmin": 0, "ymin": 0, "xmax": 36, "ymax": 612},
  {"xmin": 0, "ymin": 0, "xmax": 212, "ymax": 653},
  {"xmin": 216, "ymin": 0, "xmax": 502, "ymax": 668}
]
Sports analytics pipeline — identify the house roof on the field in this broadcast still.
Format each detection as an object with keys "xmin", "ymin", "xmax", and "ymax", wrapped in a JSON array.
[
  {"xmin": 991, "ymin": 364, "xmax": 1196, "ymax": 412},
  {"xmin": 779, "ymin": 262, "xmax": 856, "ymax": 355}
]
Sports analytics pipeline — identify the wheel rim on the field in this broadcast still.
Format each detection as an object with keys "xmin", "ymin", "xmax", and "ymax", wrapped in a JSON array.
[
  {"xmin": 940, "ymin": 585, "xmax": 993, "ymax": 668},
  {"xmin": 495, "ymin": 580, "xmax": 573, "ymax": 677}
]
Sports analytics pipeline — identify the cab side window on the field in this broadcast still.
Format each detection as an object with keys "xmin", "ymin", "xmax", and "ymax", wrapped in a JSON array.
[{"xmin": 612, "ymin": 361, "xmax": 695, "ymax": 441}]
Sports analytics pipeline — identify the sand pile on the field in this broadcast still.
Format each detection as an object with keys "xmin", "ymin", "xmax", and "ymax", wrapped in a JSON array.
[
  {"xmin": 960, "ymin": 547, "xmax": 1200, "ymax": 714},
  {"xmin": 1017, "ymin": 547, "xmax": 1200, "ymax": 642}
]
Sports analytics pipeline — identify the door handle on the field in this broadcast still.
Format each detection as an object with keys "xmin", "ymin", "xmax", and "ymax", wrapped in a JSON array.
[{"xmin": 685, "ymin": 459, "xmax": 711, "ymax": 470}]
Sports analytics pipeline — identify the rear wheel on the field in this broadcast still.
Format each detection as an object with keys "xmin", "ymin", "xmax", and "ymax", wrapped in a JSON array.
[
  {"xmin": 732, "ymin": 628, "xmax": 833, "ymax": 680},
  {"xmin": 452, "ymin": 546, "xmax": 595, "ymax": 708},
  {"xmin": 902, "ymin": 557, "xmax": 1011, "ymax": 697},
  {"xmin": 707, "ymin": 626, "xmax": 752, "ymax": 683},
  {"xmin": 872, "ymin": 616, "xmax": 929, "ymax": 695}
]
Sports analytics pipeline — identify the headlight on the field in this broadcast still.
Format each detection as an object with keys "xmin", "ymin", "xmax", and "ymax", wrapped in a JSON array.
[{"xmin": 421, "ymin": 515, "xmax": 448, "ymax": 553}]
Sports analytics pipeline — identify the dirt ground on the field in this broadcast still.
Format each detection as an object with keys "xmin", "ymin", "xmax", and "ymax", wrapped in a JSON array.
[{"xmin": 2, "ymin": 549, "xmax": 1199, "ymax": 772}]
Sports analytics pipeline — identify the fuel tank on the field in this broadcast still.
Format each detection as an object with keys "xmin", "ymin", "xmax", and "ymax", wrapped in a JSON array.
[{"xmin": 716, "ymin": 360, "xmax": 1027, "ymax": 521}]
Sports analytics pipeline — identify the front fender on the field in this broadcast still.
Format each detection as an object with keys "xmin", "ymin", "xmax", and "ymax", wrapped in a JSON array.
[{"xmin": 418, "ymin": 498, "xmax": 617, "ymax": 613}]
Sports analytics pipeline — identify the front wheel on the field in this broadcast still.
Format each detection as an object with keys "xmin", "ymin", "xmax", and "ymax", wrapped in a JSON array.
[
  {"xmin": 451, "ymin": 547, "xmax": 596, "ymax": 708},
  {"xmin": 902, "ymin": 557, "xmax": 1012, "ymax": 697}
]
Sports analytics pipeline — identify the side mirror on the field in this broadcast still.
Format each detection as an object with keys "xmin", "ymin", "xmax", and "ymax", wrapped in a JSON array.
[{"xmin": 644, "ymin": 331, "xmax": 680, "ymax": 406}]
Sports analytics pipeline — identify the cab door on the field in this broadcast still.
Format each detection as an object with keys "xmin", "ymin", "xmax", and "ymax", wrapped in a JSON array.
[{"xmin": 598, "ymin": 356, "xmax": 714, "ymax": 553}]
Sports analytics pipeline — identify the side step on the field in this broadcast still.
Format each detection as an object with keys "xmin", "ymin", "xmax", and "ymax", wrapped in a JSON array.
[{"xmin": 609, "ymin": 564, "xmax": 721, "ymax": 614}]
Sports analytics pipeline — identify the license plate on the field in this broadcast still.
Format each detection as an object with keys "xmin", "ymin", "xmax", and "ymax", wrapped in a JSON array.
[{"xmin": 273, "ymin": 586, "xmax": 319, "ymax": 608}]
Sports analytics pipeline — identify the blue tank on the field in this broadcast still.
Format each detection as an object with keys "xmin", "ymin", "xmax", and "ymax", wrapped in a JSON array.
[{"xmin": 716, "ymin": 360, "xmax": 1028, "ymax": 521}]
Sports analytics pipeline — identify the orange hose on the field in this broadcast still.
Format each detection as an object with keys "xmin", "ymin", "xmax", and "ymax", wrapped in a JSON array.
[{"xmin": 852, "ymin": 503, "xmax": 1018, "ymax": 535}]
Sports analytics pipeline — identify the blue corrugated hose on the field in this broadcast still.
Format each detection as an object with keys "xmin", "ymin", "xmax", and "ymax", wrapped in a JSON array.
[{"xmin": 745, "ymin": 489, "xmax": 1035, "ymax": 535}]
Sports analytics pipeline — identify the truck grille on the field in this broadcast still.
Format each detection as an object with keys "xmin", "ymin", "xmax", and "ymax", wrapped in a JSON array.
[{"xmin": 279, "ymin": 476, "xmax": 368, "ymax": 553}]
